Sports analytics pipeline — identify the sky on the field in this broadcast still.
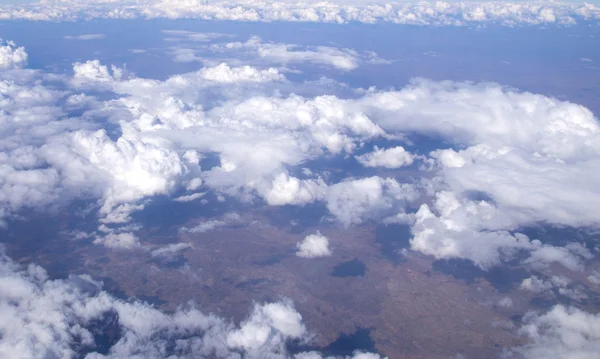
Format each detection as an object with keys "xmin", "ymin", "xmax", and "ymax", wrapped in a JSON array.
[{"xmin": 1, "ymin": 1, "xmax": 600, "ymax": 359}]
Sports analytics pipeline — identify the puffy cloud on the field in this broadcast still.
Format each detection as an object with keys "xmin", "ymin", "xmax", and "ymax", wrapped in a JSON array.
[
  {"xmin": 503, "ymin": 305, "xmax": 600, "ymax": 359},
  {"xmin": 0, "ymin": 250, "xmax": 384, "ymax": 359},
  {"xmin": 409, "ymin": 191, "xmax": 592, "ymax": 270},
  {"xmin": 356, "ymin": 146, "xmax": 415, "ymax": 168},
  {"xmin": 2, "ymin": 38, "xmax": 600, "ymax": 273},
  {"xmin": 72, "ymin": 60, "xmax": 125, "ymax": 84},
  {"xmin": 0, "ymin": 39, "xmax": 27, "ymax": 70},
  {"xmin": 519, "ymin": 275, "xmax": 587, "ymax": 302},
  {"xmin": 264, "ymin": 172, "xmax": 326, "ymax": 206},
  {"xmin": 198, "ymin": 62, "xmax": 285, "ymax": 83},
  {"xmin": 94, "ymin": 232, "xmax": 141, "ymax": 249},
  {"xmin": 326, "ymin": 177, "xmax": 419, "ymax": 226},
  {"xmin": 2, "ymin": 1, "xmax": 599, "ymax": 26},
  {"xmin": 296, "ymin": 231, "xmax": 332, "ymax": 258}
]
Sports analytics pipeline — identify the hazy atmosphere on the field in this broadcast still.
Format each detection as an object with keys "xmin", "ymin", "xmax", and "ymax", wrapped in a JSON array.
[{"xmin": 0, "ymin": 1, "xmax": 599, "ymax": 359}]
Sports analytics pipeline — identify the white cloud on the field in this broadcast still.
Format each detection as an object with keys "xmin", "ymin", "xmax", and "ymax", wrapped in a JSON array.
[
  {"xmin": 0, "ymin": 250, "xmax": 385, "ymax": 359},
  {"xmin": 503, "ymin": 305, "xmax": 600, "ymax": 359},
  {"xmin": 1, "ymin": 39, "xmax": 600, "ymax": 275},
  {"xmin": 173, "ymin": 191, "xmax": 205, "ymax": 202},
  {"xmin": 207, "ymin": 36, "xmax": 361, "ymax": 70},
  {"xmin": 198, "ymin": 62, "xmax": 285, "ymax": 83},
  {"xmin": 64, "ymin": 34, "xmax": 106, "ymax": 40},
  {"xmin": 296, "ymin": 231, "xmax": 332, "ymax": 258},
  {"xmin": 356, "ymin": 146, "xmax": 415, "ymax": 168},
  {"xmin": 326, "ymin": 177, "xmax": 419, "ymax": 226},
  {"xmin": 94, "ymin": 232, "xmax": 140, "ymax": 249},
  {"xmin": 72, "ymin": 60, "xmax": 125, "ymax": 84},
  {"xmin": 180, "ymin": 212, "xmax": 247, "ymax": 233},
  {"xmin": 0, "ymin": 39, "xmax": 27, "ymax": 70},
  {"xmin": 2, "ymin": 1, "xmax": 599, "ymax": 26},
  {"xmin": 151, "ymin": 242, "xmax": 193, "ymax": 257}
]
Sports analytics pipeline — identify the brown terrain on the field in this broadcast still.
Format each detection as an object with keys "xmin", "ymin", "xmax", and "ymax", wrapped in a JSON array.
[{"xmin": 3, "ymin": 206, "xmax": 600, "ymax": 359}]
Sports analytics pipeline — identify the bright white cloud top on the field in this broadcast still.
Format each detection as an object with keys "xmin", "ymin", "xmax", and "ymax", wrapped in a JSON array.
[
  {"xmin": 0, "ymin": 1, "xmax": 599, "ymax": 25},
  {"xmin": 296, "ymin": 231, "xmax": 332, "ymax": 258},
  {"xmin": 356, "ymin": 146, "xmax": 415, "ymax": 169},
  {"xmin": 0, "ymin": 39, "xmax": 27, "ymax": 70},
  {"xmin": 0, "ymin": 11, "xmax": 599, "ymax": 356}
]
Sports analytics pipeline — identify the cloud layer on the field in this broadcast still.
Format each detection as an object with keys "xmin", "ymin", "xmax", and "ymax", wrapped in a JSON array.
[
  {"xmin": 0, "ymin": 1, "xmax": 599, "ymax": 25},
  {"xmin": 1, "ymin": 39, "xmax": 599, "ymax": 279}
]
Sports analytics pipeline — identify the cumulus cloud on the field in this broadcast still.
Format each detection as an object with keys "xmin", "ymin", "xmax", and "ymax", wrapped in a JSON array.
[
  {"xmin": 2, "ymin": 38, "xmax": 600, "ymax": 276},
  {"xmin": 503, "ymin": 305, "xmax": 600, "ymax": 359},
  {"xmin": 519, "ymin": 275, "xmax": 587, "ymax": 302},
  {"xmin": 326, "ymin": 177, "xmax": 418, "ymax": 226},
  {"xmin": 296, "ymin": 231, "xmax": 332, "ymax": 258},
  {"xmin": 198, "ymin": 62, "xmax": 285, "ymax": 83},
  {"xmin": 2, "ymin": 1, "xmax": 599, "ymax": 26},
  {"xmin": 0, "ymin": 39, "xmax": 27, "ymax": 70},
  {"xmin": 356, "ymin": 146, "xmax": 415, "ymax": 168},
  {"xmin": 0, "ymin": 250, "xmax": 385, "ymax": 359},
  {"xmin": 93, "ymin": 232, "xmax": 141, "ymax": 249}
]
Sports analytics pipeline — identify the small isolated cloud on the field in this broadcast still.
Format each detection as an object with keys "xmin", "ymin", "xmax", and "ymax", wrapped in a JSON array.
[
  {"xmin": 64, "ymin": 34, "xmax": 106, "ymax": 40},
  {"xmin": 356, "ymin": 146, "xmax": 415, "ymax": 168},
  {"xmin": 198, "ymin": 62, "xmax": 285, "ymax": 83},
  {"xmin": 93, "ymin": 232, "xmax": 140, "ymax": 249},
  {"xmin": 151, "ymin": 242, "xmax": 193, "ymax": 258},
  {"xmin": 173, "ymin": 192, "xmax": 205, "ymax": 202},
  {"xmin": 580, "ymin": 58, "xmax": 594, "ymax": 62},
  {"xmin": 180, "ymin": 212, "xmax": 247, "ymax": 233},
  {"xmin": 0, "ymin": 38, "xmax": 27, "ymax": 70},
  {"xmin": 296, "ymin": 231, "xmax": 332, "ymax": 258}
]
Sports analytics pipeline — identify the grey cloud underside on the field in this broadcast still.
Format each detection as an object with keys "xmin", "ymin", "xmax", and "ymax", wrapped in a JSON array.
[{"xmin": 0, "ymin": 1, "xmax": 598, "ymax": 25}]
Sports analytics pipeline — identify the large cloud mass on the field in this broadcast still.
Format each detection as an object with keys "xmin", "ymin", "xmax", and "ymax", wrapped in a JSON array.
[
  {"xmin": 0, "ymin": 1, "xmax": 598, "ymax": 25},
  {"xmin": 1, "ymin": 39, "xmax": 599, "ymax": 275}
]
